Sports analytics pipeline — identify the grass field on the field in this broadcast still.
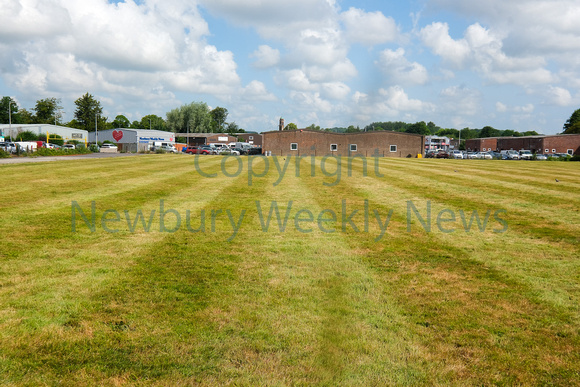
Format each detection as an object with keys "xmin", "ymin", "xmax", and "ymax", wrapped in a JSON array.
[{"xmin": 0, "ymin": 154, "xmax": 579, "ymax": 385}]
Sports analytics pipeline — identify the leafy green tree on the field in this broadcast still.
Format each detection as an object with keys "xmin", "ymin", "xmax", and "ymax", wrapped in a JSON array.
[
  {"xmin": 0, "ymin": 96, "xmax": 19, "ymax": 124},
  {"xmin": 17, "ymin": 108, "xmax": 34, "ymax": 124},
  {"xmin": 285, "ymin": 123, "xmax": 298, "ymax": 131},
  {"xmin": 563, "ymin": 108, "xmax": 580, "ymax": 134},
  {"xmin": 15, "ymin": 131, "xmax": 38, "ymax": 141},
  {"xmin": 73, "ymin": 93, "xmax": 104, "ymax": 132},
  {"xmin": 436, "ymin": 128, "xmax": 459, "ymax": 137},
  {"xmin": 406, "ymin": 121, "xmax": 430, "ymax": 135},
  {"xmin": 523, "ymin": 130, "xmax": 539, "ymax": 136},
  {"xmin": 427, "ymin": 121, "xmax": 440, "ymax": 134},
  {"xmin": 480, "ymin": 126, "xmax": 501, "ymax": 138},
  {"xmin": 210, "ymin": 107, "xmax": 228, "ymax": 132},
  {"xmin": 33, "ymin": 97, "xmax": 62, "ymax": 124},
  {"xmin": 111, "ymin": 115, "xmax": 131, "ymax": 128},
  {"xmin": 166, "ymin": 102, "xmax": 213, "ymax": 133},
  {"xmin": 226, "ymin": 122, "xmax": 239, "ymax": 134},
  {"xmin": 460, "ymin": 127, "xmax": 478, "ymax": 139},
  {"xmin": 140, "ymin": 114, "xmax": 166, "ymax": 130}
]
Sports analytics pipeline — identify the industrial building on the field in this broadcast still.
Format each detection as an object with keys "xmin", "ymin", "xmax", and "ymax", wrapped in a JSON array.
[
  {"xmin": 263, "ymin": 129, "xmax": 424, "ymax": 157},
  {"xmin": 0, "ymin": 124, "xmax": 88, "ymax": 143},
  {"xmin": 88, "ymin": 128, "xmax": 175, "ymax": 152},
  {"xmin": 466, "ymin": 134, "xmax": 580, "ymax": 155}
]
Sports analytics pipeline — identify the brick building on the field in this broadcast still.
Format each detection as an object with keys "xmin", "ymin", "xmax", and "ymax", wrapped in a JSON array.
[
  {"xmin": 466, "ymin": 134, "xmax": 580, "ymax": 155},
  {"xmin": 180, "ymin": 133, "xmax": 238, "ymax": 146},
  {"xmin": 236, "ymin": 133, "xmax": 262, "ymax": 147},
  {"xmin": 263, "ymin": 129, "xmax": 424, "ymax": 157},
  {"xmin": 465, "ymin": 137, "xmax": 499, "ymax": 152}
]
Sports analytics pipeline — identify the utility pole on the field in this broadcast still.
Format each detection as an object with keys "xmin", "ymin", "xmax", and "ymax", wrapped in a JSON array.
[
  {"xmin": 95, "ymin": 113, "xmax": 99, "ymax": 145},
  {"xmin": 8, "ymin": 99, "xmax": 12, "ymax": 139}
]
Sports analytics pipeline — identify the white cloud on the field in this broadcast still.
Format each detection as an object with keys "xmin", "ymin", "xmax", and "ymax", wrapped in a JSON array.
[
  {"xmin": 376, "ymin": 48, "xmax": 429, "ymax": 85},
  {"xmin": 419, "ymin": 22, "xmax": 470, "ymax": 67},
  {"xmin": 420, "ymin": 21, "xmax": 554, "ymax": 86},
  {"xmin": 341, "ymin": 7, "xmax": 399, "ymax": 46},
  {"xmin": 544, "ymin": 86, "xmax": 574, "ymax": 106},
  {"xmin": 250, "ymin": 45, "xmax": 280, "ymax": 68}
]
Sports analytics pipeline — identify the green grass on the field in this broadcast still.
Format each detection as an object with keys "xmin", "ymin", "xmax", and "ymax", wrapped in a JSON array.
[{"xmin": 0, "ymin": 155, "xmax": 579, "ymax": 385}]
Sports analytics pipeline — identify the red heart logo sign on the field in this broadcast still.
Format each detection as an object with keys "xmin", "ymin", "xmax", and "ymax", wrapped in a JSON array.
[{"xmin": 112, "ymin": 130, "xmax": 123, "ymax": 142}]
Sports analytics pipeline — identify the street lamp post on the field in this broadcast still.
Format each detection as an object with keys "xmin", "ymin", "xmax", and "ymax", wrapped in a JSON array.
[
  {"xmin": 95, "ymin": 113, "xmax": 99, "ymax": 145},
  {"xmin": 8, "ymin": 100, "xmax": 12, "ymax": 139}
]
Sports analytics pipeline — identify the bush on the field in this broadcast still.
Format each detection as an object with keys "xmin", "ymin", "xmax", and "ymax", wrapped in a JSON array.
[
  {"xmin": 16, "ymin": 131, "xmax": 38, "ymax": 141},
  {"xmin": 0, "ymin": 149, "xmax": 10, "ymax": 158},
  {"xmin": 571, "ymin": 154, "xmax": 580, "ymax": 162}
]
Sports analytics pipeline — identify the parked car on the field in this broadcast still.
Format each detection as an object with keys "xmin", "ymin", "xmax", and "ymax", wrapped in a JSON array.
[
  {"xmin": 0, "ymin": 142, "xmax": 17, "ymax": 153},
  {"xmin": 62, "ymin": 144, "xmax": 76, "ymax": 150},
  {"xmin": 185, "ymin": 146, "xmax": 211, "ymax": 155},
  {"xmin": 474, "ymin": 151, "xmax": 493, "ymax": 159},
  {"xmin": 450, "ymin": 150, "xmax": 463, "ymax": 159},
  {"xmin": 519, "ymin": 150, "xmax": 533, "ymax": 160},
  {"xmin": 535, "ymin": 154, "xmax": 547, "ymax": 160},
  {"xmin": 232, "ymin": 147, "xmax": 248, "ymax": 155},
  {"xmin": 435, "ymin": 150, "xmax": 450, "ymax": 159},
  {"xmin": 424, "ymin": 150, "xmax": 437, "ymax": 158},
  {"xmin": 100, "ymin": 143, "xmax": 117, "ymax": 149},
  {"xmin": 45, "ymin": 143, "xmax": 61, "ymax": 149},
  {"xmin": 500, "ymin": 150, "xmax": 520, "ymax": 160},
  {"xmin": 247, "ymin": 147, "xmax": 263, "ymax": 155},
  {"xmin": 200, "ymin": 145, "xmax": 218, "ymax": 155}
]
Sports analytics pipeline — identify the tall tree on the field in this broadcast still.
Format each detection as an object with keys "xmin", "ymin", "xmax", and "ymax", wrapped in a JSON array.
[
  {"xmin": 111, "ymin": 115, "xmax": 131, "ymax": 128},
  {"xmin": 33, "ymin": 97, "xmax": 62, "ymax": 124},
  {"xmin": 210, "ymin": 107, "xmax": 228, "ymax": 132},
  {"xmin": 563, "ymin": 108, "xmax": 580, "ymax": 134},
  {"xmin": 166, "ymin": 102, "xmax": 212, "ymax": 133},
  {"xmin": 406, "ymin": 121, "xmax": 430, "ymax": 135},
  {"xmin": 140, "ymin": 114, "xmax": 166, "ymax": 130},
  {"xmin": 73, "ymin": 92, "xmax": 104, "ymax": 132},
  {"xmin": 480, "ymin": 126, "xmax": 501, "ymax": 138},
  {"xmin": 0, "ymin": 96, "xmax": 19, "ymax": 124}
]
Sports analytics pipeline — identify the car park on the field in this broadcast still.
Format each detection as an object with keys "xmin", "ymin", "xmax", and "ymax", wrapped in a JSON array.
[
  {"xmin": 62, "ymin": 144, "xmax": 76, "ymax": 150},
  {"xmin": 435, "ymin": 150, "xmax": 450, "ymax": 159}
]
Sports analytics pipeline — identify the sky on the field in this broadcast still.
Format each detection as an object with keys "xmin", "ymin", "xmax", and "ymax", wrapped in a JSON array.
[{"xmin": 1, "ymin": 0, "xmax": 579, "ymax": 134}]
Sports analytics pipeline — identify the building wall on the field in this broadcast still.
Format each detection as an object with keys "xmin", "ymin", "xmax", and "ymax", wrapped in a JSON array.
[
  {"xmin": 0, "ymin": 124, "xmax": 88, "ymax": 143},
  {"xmin": 496, "ymin": 137, "xmax": 544, "ymax": 153},
  {"xmin": 263, "ymin": 130, "xmax": 424, "ymax": 157},
  {"xmin": 542, "ymin": 135, "xmax": 580, "ymax": 154},
  {"xmin": 465, "ymin": 134, "xmax": 580, "ymax": 154},
  {"xmin": 465, "ymin": 138, "xmax": 498, "ymax": 152},
  {"xmin": 236, "ymin": 133, "xmax": 262, "ymax": 147}
]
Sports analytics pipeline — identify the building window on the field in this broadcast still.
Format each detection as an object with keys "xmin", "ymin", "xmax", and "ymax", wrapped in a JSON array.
[
  {"xmin": 349, "ymin": 144, "xmax": 357, "ymax": 152},
  {"xmin": 552, "ymin": 149, "xmax": 556, "ymax": 153},
  {"xmin": 290, "ymin": 143, "xmax": 298, "ymax": 151},
  {"xmin": 545, "ymin": 149, "xmax": 549, "ymax": 153},
  {"xmin": 568, "ymin": 149, "xmax": 574, "ymax": 155},
  {"xmin": 330, "ymin": 144, "xmax": 338, "ymax": 152},
  {"xmin": 249, "ymin": 136, "xmax": 253, "ymax": 140},
  {"xmin": 390, "ymin": 145, "xmax": 397, "ymax": 152}
]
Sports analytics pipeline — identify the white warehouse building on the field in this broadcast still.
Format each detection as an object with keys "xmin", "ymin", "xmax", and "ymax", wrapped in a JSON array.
[
  {"xmin": 88, "ymin": 128, "xmax": 176, "ymax": 152},
  {"xmin": 0, "ymin": 124, "xmax": 88, "ymax": 143}
]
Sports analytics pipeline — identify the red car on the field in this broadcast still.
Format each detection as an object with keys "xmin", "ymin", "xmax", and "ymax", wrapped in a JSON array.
[
  {"xmin": 435, "ymin": 150, "xmax": 450, "ymax": 159},
  {"xmin": 185, "ymin": 146, "xmax": 211, "ymax": 155}
]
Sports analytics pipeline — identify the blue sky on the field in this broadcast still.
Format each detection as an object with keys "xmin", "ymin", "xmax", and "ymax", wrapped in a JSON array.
[{"xmin": 1, "ymin": 0, "xmax": 579, "ymax": 134}]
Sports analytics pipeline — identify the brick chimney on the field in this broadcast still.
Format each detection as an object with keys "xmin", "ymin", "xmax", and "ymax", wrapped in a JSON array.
[{"xmin": 279, "ymin": 118, "xmax": 284, "ymax": 131}]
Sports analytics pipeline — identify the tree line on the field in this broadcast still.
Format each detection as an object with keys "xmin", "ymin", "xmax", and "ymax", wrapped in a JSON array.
[{"xmin": 0, "ymin": 93, "xmax": 243, "ymax": 135}]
